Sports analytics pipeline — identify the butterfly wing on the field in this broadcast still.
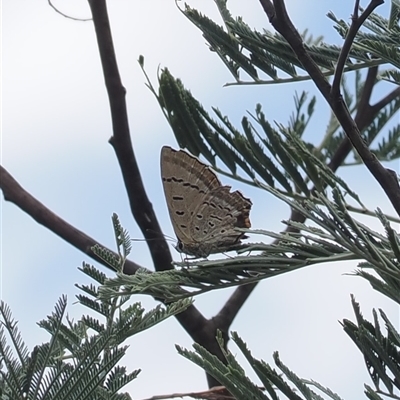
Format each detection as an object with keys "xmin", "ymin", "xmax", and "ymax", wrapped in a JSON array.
[
  {"xmin": 161, "ymin": 146, "xmax": 221, "ymax": 255},
  {"xmin": 189, "ymin": 185, "xmax": 252, "ymax": 256},
  {"xmin": 161, "ymin": 146, "xmax": 252, "ymax": 257}
]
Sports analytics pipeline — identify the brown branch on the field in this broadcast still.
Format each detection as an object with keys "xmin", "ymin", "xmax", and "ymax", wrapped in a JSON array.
[
  {"xmin": 330, "ymin": 95, "xmax": 400, "ymax": 216},
  {"xmin": 331, "ymin": 0, "xmax": 383, "ymax": 97},
  {"xmin": 3, "ymin": 0, "xmax": 303, "ymax": 393},
  {"xmin": 0, "ymin": 165, "xmax": 140, "ymax": 275},
  {"xmin": 0, "ymin": 163, "xmax": 220, "ymax": 384},
  {"xmin": 328, "ymin": 66, "xmax": 378, "ymax": 171},
  {"xmin": 327, "ymin": 70, "xmax": 400, "ymax": 172},
  {"xmin": 216, "ymin": 5, "xmax": 400, "ymax": 328},
  {"xmin": 9, "ymin": 0, "xmax": 396, "ymax": 391},
  {"xmin": 371, "ymin": 86, "xmax": 400, "ymax": 114},
  {"xmin": 215, "ymin": 282, "xmax": 257, "ymax": 330},
  {"xmin": 2, "ymin": 1, "xmax": 226, "ymax": 389},
  {"xmin": 216, "ymin": 74, "xmax": 379, "ymax": 331},
  {"xmin": 87, "ymin": 0, "xmax": 173, "ymax": 272},
  {"xmin": 264, "ymin": 0, "xmax": 400, "ymax": 216},
  {"xmin": 87, "ymin": 0, "xmax": 227, "ymax": 388}
]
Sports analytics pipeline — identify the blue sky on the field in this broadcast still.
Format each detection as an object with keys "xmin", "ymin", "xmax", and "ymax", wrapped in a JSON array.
[{"xmin": 2, "ymin": 0, "xmax": 399, "ymax": 399}]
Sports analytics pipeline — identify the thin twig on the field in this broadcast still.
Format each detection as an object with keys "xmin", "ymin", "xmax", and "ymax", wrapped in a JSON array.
[
  {"xmin": 140, "ymin": 386, "xmax": 234, "ymax": 400},
  {"xmin": 371, "ymin": 86, "xmax": 400, "ymax": 114},
  {"xmin": 48, "ymin": 0, "xmax": 91, "ymax": 21},
  {"xmin": 331, "ymin": 0, "xmax": 384, "ymax": 97}
]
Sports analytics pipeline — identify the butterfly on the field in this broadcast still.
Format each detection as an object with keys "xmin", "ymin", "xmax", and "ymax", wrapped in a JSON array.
[{"xmin": 160, "ymin": 146, "xmax": 252, "ymax": 258}]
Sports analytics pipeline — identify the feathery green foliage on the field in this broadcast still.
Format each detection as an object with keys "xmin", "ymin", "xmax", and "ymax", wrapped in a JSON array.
[
  {"xmin": 0, "ymin": 296, "xmax": 138, "ymax": 400},
  {"xmin": 134, "ymin": 1, "xmax": 400, "ymax": 396},
  {"xmin": 99, "ymin": 183, "xmax": 399, "ymax": 302},
  {"xmin": 174, "ymin": 298, "xmax": 400, "ymax": 400},
  {"xmin": 142, "ymin": 67, "xmax": 399, "ymax": 219},
  {"xmin": 176, "ymin": 330, "xmax": 350, "ymax": 400},
  {"xmin": 328, "ymin": 6, "xmax": 400, "ymax": 69},
  {"xmin": 140, "ymin": 1, "xmax": 400, "ymax": 207},
  {"xmin": 341, "ymin": 296, "xmax": 400, "ymax": 399},
  {"xmin": 0, "ymin": 215, "xmax": 193, "ymax": 399},
  {"xmin": 3, "ymin": 1, "xmax": 399, "ymax": 399},
  {"xmin": 178, "ymin": 1, "xmax": 399, "ymax": 85}
]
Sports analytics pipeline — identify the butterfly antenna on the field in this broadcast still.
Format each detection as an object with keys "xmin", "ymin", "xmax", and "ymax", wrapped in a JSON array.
[{"xmin": 131, "ymin": 229, "xmax": 176, "ymax": 244}]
